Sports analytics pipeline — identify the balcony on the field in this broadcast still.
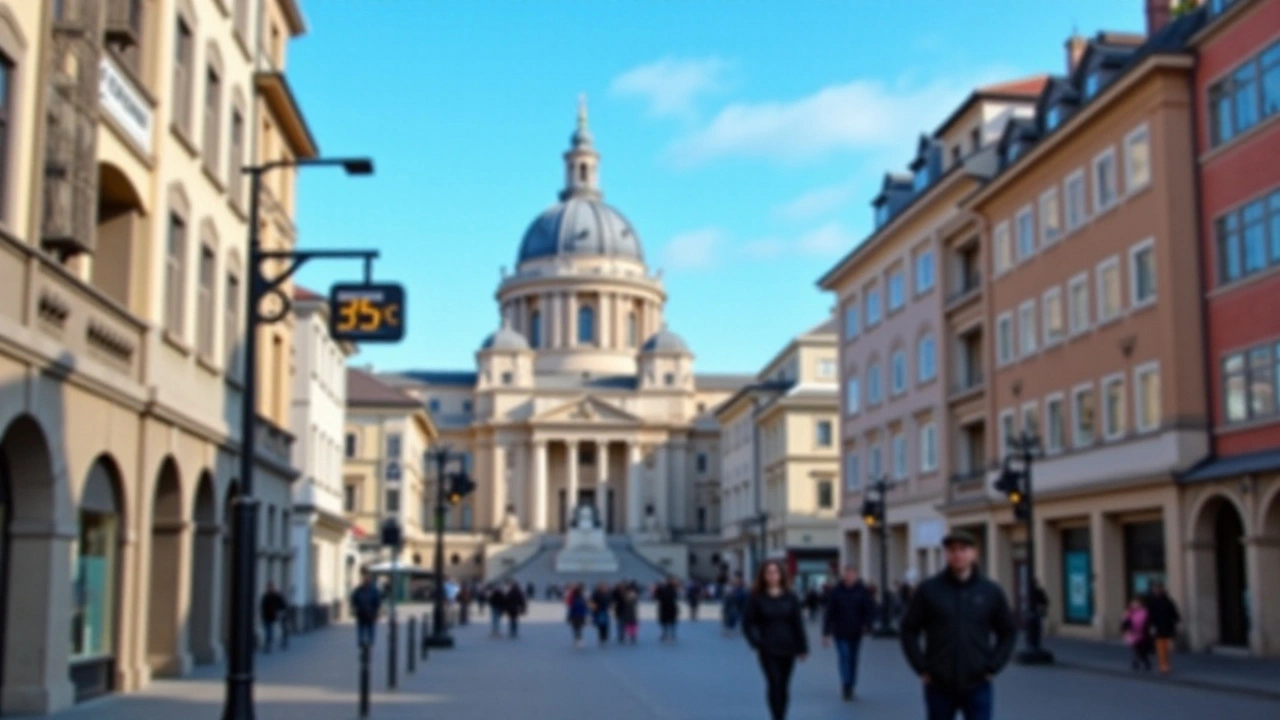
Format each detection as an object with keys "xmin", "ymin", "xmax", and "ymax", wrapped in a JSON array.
[
  {"xmin": 945, "ymin": 269, "xmax": 983, "ymax": 311},
  {"xmin": 255, "ymin": 415, "xmax": 297, "ymax": 477},
  {"xmin": 949, "ymin": 370, "xmax": 985, "ymax": 401},
  {"xmin": 0, "ymin": 229, "xmax": 147, "ymax": 392}
]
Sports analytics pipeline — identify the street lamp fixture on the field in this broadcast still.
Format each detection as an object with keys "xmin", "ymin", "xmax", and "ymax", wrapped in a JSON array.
[
  {"xmin": 996, "ymin": 430, "xmax": 1055, "ymax": 665},
  {"xmin": 862, "ymin": 476, "xmax": 896, "ymax": 638},
  {"xmin": 424, "ymin": 447, "xmax": 475, "ymax": 649},
  {"xmin": 223, "ymin": 156, "xmax": 376, "ymax": 720}
]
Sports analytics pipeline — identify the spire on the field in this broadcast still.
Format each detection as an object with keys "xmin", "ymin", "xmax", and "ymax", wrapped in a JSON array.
[
  {"xmin": 562, "ymin": 94, "xmax": 601, "ymax": 201},
  {"xmin": 577, "ymin": 93, "xmax": 589, "ymax": 133}
]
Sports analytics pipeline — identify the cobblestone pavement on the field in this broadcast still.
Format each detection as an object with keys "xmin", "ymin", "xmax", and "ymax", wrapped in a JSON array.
[{"xmin": 34, "ymin": 601, "xmax": 1280, "ymax": 720}]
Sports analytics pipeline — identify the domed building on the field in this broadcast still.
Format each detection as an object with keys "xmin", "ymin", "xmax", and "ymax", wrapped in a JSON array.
[{"xmin": 379, "ymin": 101, "xmax": 751, "ymax": 584}]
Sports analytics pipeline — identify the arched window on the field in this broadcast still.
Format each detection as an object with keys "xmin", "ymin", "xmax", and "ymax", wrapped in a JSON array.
[
  {"xmin": 578, "ymin": 305, "xmax": 595, "ymax": 344},
  {"xmin": 627, "ymin": 312, "xmax": 638, "ymax": 348},
  {"xmin": 579, "ymin": 163, "xmax": 589, "ymax": 183},
  {"xmin": 530, "ymin": 310, "xmax": 542, "ymax": 348}
]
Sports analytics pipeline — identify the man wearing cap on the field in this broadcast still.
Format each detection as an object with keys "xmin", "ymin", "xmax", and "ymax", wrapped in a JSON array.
[{"xmin": 900, "ymin": 530, "xmax": 1016, "ymax": 720}]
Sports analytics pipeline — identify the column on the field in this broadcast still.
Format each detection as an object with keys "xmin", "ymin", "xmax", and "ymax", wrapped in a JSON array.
[
  {"xmin": 566, "ymin": 440, "xmax": 580, "ymax": 519},
  {"xmin": 513, "ymin": 441, "xmax": 528, "ymax": 528},
  {"xmin": 567, "ymin": 293, "xmax": 578, "ymax": 347},
  {"xmin": 654, "ymin": 441, "xmax": 669, "ymax": 527},
  {"xmin": 601, "ymin": 295, "xmax": 612, "ymax": 349},
  {"xmin": 491, "ymin": 442, "xmax": 508, "ymax": 528},
  {"xmin": 547, "ymin": 294, "xmax": 560, "ymax": 348},
  {"xmin": 670, "ymin": 442, "xmax": 688, "ymax": 532},
  {"xmin": 627, "ymin": 442, "xmax": 643, "ymax": 532},
  {"xmin": 532, "ymin": 440, "xmax": 549, "ymax": 532},
  {"xmin": 596, "ymin": 441, "xmax": 610, "ymax": 530}
]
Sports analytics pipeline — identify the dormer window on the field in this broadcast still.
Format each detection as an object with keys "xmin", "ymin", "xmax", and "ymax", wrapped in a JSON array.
[
  {"xmin": 913, "ymin": 166, "xmax": 931, "ymax": 192},
  {"xmin": 1084, "ymin": 72, "xmax": 1101, "ymax": 99},
  {"xmin": 1046, "ymin": 106, "xmax": 1062, "ymax": 131},
  {"xmin": 1005, "ymin": 142, "xmax": 1022, "ymax": 165},
  {"xmin": 874, "ymin": 203, "xmax": 890, "ymax": 228}
]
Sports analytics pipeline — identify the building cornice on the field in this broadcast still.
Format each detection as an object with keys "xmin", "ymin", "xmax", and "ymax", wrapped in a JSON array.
[{"xmin": 254, "ymin": 72, "xmax": 318, "ymax": 159}]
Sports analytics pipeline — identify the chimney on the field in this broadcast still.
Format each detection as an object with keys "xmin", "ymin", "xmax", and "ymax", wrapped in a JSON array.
[
  {"xmin": 1146, "ymin": 0, "xmax": 1173, "ymax": 36},
  {"xmin": 1065, "ymin": 34, "xmax": 1088, "ymax": 73}
]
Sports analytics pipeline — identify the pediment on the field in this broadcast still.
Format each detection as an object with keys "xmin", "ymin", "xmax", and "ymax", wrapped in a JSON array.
[{"xmin": 531, "ymin": 395, "xmax": 643, "ymax": 425}]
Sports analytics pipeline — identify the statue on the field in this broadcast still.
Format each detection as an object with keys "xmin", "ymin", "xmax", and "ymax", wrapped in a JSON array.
[
  {"xmin": 497, "ymin": 505, "xmax": 520, "ymax": 543},
  {"xmin": 573, "ymin": 502, "xmax": 597, "ymax": 530}
]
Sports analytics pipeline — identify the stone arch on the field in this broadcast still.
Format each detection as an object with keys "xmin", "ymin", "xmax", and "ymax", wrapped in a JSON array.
[
  {"xmin": 188, "ymin": 471, "xmax": 219, "ymax": 664},
  {"xmin": 93, "ymin": 162, "xmax": 149, "ymax": 311},
  {"xmin": 1189, "ymin": 492, "xmax": 1251, "ymax": 648},
  {"xmin": 146, "ymin": 457, "xmax": 187, "ymax": 675},
  {"xmin": 71, "ymin": 453, "xmax": 127, "ymax": 699}
]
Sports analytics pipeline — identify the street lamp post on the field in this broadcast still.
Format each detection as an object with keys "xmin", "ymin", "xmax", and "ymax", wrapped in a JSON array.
[
  {"xmin": 862, "ymin": 476, "xmax": 896, "ymax": 638},
  {"xmin": 223, "ymin": 157, "xmax": 374, "ymax": 720},
  {"xmin": 997, "ymin": 430, "xmax": 1055, "ymax": 665},
  {"xmin": 424, "ymin": 447, "xmax": 474, "ymax": 649}
]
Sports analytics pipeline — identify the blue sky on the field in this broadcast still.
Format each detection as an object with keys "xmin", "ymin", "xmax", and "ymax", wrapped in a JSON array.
[{"xmin": 288, "ymin": 0, "xmax": 1143, "ymax": 375}]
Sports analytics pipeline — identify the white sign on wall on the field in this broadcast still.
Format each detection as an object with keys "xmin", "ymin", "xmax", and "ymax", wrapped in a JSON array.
[{"xmin": 99, "ymin": 57, "xmax": 153, "ymax": 154}]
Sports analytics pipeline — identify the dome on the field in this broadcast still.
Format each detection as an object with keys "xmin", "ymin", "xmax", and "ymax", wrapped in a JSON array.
[
  {"xmin": 481, "ymin": 325, "xmax": 530, "ymax": 351},
  {"xmin": 518, "ymin": 197, "xmax": 644, "ymax": 265},
  {"xmin": 642, "ymin": 326, "xmax": 689, "ymax": 354}
]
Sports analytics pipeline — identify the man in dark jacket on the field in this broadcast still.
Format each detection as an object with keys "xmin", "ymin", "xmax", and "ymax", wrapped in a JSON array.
[
  {"xmin": 260, "ymin": 583, "xmax": 287, "ymax": 653},
  {"xmin": 1145, "ymin": 582, "xmax": 1181, "ymax": 673},
  {"xmin": 487, "ymin": 584, "xmax": 507, "ymax": 638},
  {"xmin": 505, "ymin": 580, "xmax": 527, "ymax": 638},
  {"xmin": 900, "ymin": 531, "xmax": 1016, "ymax": 720},
  {"xmin": 822, "ymin": 566, "xmax": 875, "ymax": 700},
  {"xmin": 656, "ymin": 577, "xmax": 681, "ymax": 642},
  {"xmin": 350, "ymin": 571, "xmax": 382, "ymax": 648}
]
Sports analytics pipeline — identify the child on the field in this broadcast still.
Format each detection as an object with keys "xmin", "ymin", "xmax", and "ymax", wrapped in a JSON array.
[
  {"xmin": 619, "ymin": 585, "xmax": 640, "ymax": 645},
  {"xmin": 1121, "ymin": 597, "xmax": 1153, "ymax": 671}
]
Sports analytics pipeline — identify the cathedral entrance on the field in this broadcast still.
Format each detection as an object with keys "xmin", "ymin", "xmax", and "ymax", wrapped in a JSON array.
[{"xmin": 558, "ymin": 489, "xmax": 616, "ymax": 534}]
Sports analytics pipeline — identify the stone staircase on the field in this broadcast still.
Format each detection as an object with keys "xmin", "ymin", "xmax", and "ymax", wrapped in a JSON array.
[{"xmin": 490, "ymin": 536, "xmax": 675, "ymax": 589}]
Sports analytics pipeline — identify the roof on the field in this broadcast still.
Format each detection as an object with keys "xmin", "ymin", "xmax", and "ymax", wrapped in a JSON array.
[
  {"xmin": 801, "ymin": 315, "xmax": 838, "ymax": 338},
  {"xmin": 385, "ymin": 370, "xmax": 479, "ymax": 387},
  {"xmin": 642, "ymin": 326, "xmax": 690, "ymax": 354},
  {"xmin": 1179, "ymin": 448, "xmax": 1280, "ymax": 483},
  {"xmin": 347, "ymin": 368, "xmax": 421, "ymax": 408},
  {"xmin": 294, "ymin": 285, "xmax": 323, "ymax": 302},
  {"xmin": 533, "ymin": 374, "xmax": 639, "ymax": 391},
  {"xmin": 695, "ymin": 373, "xmax": 755, "ymax": 391},
  {"xmin": 481, "ymin": 324, "xmax": 531, "ymax": 351},
  {"xmin": 713, "ymin": 380, "xmax": 793, "ymax": 418},
  {"xmin": 933, "ymin": 74, "xmax": 1048, "ymax": 138}
]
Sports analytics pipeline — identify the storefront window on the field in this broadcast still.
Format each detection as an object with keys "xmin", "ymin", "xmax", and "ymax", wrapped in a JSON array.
[
  {"xmin": 1061, "ymin": 527, "xmax": 1093, "ymax": 625},
  {"xmin": 72, "ymin": 510, "xmax": 118, "ymax": 658},
  {"xmin": 1124, "ymin": 521, "xmax": 1166, "ymax": 601}
]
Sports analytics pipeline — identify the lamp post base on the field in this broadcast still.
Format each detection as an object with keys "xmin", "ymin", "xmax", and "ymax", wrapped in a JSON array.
[
  {"xmin": 1015, "ymin": 648, "xmax": 1055, "ymax": 665},
  {"xmin": 425, "ymin": 633, "xmax": 455, "ymax": 649}
]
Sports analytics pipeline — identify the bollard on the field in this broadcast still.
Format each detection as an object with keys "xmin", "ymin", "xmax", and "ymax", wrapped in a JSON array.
[
  {"xmin": 407, "ymin": 616, "xmax": 416, "ymax": 674},
  {"xmin": 359, "ymin": 642, "xmax": 371, "ymax": 718},
  {"xmin": 421, "ymin": 612, "xmax": 430, "ymax": 660},
  {"xmin": 388, "ymin": 616, "xmax": 398, "ymax": 690}
]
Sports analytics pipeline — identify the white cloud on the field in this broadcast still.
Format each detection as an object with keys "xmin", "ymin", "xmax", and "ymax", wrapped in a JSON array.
[
  {"xmin": 611, "ymin": 57, "xmax": 730, "ymax": 119},
  {"xmin": 742, "ymin": 237, "xmax": 786, "ymax": 260},
  {"xmin": 667, "ymin": 72, "xmax": 1008, "ymax": 167},
  {"xmin": 739, "ymin": 222, "xmax": 855, "ymax": 262},
  {"xmin": 774, "ymin": 181, "xmax": 859, "ymax": 221},
  {"xmin": 662, "ymin": 228, "xmax": 724, "ymax": 270}
]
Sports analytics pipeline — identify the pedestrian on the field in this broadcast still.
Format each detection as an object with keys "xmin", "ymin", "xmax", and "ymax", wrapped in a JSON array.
[
  {"xmin": 618, "ymin": 583, "xmax": 640, "ymax": 645},
  {"xmin": 458, "ymin": 582, "xmax": 472, "ymax": 626},
  {"xmin": 567, "ymin": 584, "xmax": 589, "ymax": 648},
  {"xmin": 1144, "ymin": 582, "xmax": 1181, "ymax": 674},
  {"xmin": 656, "ymin": 576, "xmax": 680, "ymax": 642},
  {"xmin": 526, "ymin": 581, "xmax": 536, "ymax": 600},
  {"xmin": 722, "ymin": 574, "xmax": 747, "ymax": 636},
  {"xmin": 900, "ymin": 530, "xmax": 1016, "ymax": 720},
  {"xmin": 612, "ymin": 582, "xmax": 628, "ymax": 643},
  {"xmin": 804, "ymin": 586, "xmax": 822, "ymax": 623},
  {"xmin": 505, "ymin": 580, "xmax": 527, "ymax": 638},
  {"xmin": 488, "ymin": 583, "xmax": 507, "ymax": 638},
  {"xmin": 350, "ymin": 570, "xmax": 382, "ymax": 648},
  {"xmin": 822, "ymin": 566, "xmax": 875, "ymax": 701},
  {"xmin": 259, "ymin": 583, "xmax": 287, "ymax": 653},
  {"xmin": 687, "ymin": 580, "xmax": 702, "ymax": 621},
  {"xmin": 743, "ymin": 560, "xmax": 808, "ymax": 720},
  {"xmin": 1121, "ymin": 597, "xmax": 1153, "ymax": 671},
  {"xmin": 897, "ymin": 581, "xmax": 914, "ymax": 621}
]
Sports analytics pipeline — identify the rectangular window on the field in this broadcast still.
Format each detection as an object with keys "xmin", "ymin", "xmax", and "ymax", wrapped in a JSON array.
[
  {"xmin": 696, "ymin": 454, "xmax": 708, "ymax": 473},
  {"xmin": 203, "ymin": 65, "xmax": 221, "ymax": 171},
  {"xmin": 816, "ymin": 420, "xmax": 833, "ymax": 447},
  {"xmin": 1065, "ymin": 170, "xmax": 1087, "ymax": 231},
  {"xmin": 996, "ymin": 312, "xmax": 1014, "ymax": 366},
  {"xmin": 867, "ymin": 364, "xmax": 882, "ymax": 405},
  {"xmin": 846, "ymin": 376, "xmax": 860, "ymax": 414},
  {"xmin": 920, "ymin": 422, "xmax": 937, "ymax": 472},
  {"xmin": 1097, "ymin": 256, "xmax": 1122, "ymax": 322},
  {"xmin": 917, "ymin": 334, "xmax": 936, "ymax": 383},
  {"xmin": 1045, "ymin": 394, "xmax": 1065, "ymax": 454},
  {"xmin": 1069, "ymin": 273, "xmax": 1090, "ymax": 334},
  {"xmin": 1216, "ymin": 191, "xmax": 1280, "ymax": 286},
  {"xmin": 869, "ymin": 444, "xmax": 883, "ymax": 479},
  {"xmin": 999, "ymin": 409, "xmax": 1015, "ymax": 456},
  {"xmin": 892, "ymin": 433, "xmax": 907, "ymax": 479},
  {"xmin": 1129, "ymin": 239, "xmax": 1156, "ymax": 308},
  {"xmin": 865, "ymin": 287, "xmax": 882, "ymax": 326},
  {"xmin": 172, "ymin": 17, "xmax": 194, "ymax": 133},
  {"xmin": 1234, "ymin": 63, "xmax": 1259, "ymax": 133},
  {"xmin": 1124, "ymin": 124, "xmax": 1151, "ymax": 192},
  {"xmin": 1016, "ymin": 206, "xmax": 1036, "ymax": 261},
  {"xmin": 1043, "ymin": 287, "xmax": 1065, "ymax": 346},
  {"xmin": 888, "ymin": 270, "xmax": 905, "ymax": 311},
  {"xmin": 228, "ymin": 109, "xmax": 244, "ymax": 205},
  {"xmin": 818, "ymin": 358, "xmax": 836, "ymax": 379},
  {"xmin": 385, "ymin": 488, "xmax": 401, "ymax": 513},
  {"xmin": 993, "ymin": 221, "xmax": 1013, "ymax": 275},
  {"xmin": 0, "ymin": 56, "xmax": 11, "ymax": 219},
  {"xmin": 343, "ymin": 484, "xmax": 357, "ymax": 512},
  {"xmin": 1040, "ymin": 188, "xmax": 1062, "ymax": 245},
  {"xmin": 224, "ymin": 272, "xmax": 240, "ymax": 372},
  {"xmin": 1018, "ymin": 299, "xmax": 1037, "ymax": 357},
  {"xmin": 196, "ymin": 245, "xmax": 215, "ymax": 358},
  {"xmin": 1093, "ymin": 149, "xmax": 1118, "ymax": 211},
  {"xmin": 345, "ymin": 433, "xmax": 357, "ymax": 458},
  {"xmin": 165, "ymin": 214, "xmax": 187, "ymax": 336},
  {"xmin": 845, "ymin": 453, "xmax": 861, "ymax": 492},
  {"xmin": 386, "ymin": 433, "xmax": 402, "ymax": 458},
  {"xmin": 915, "ymin": 250, "xmax": 936, "ymax": 293},
  {"xmin": 1073, "ymin": 384, "xmax": 1097, "ymax": 448},
  {"xmin": 891, "ymin": 350, "xmax": 907, "ymax": 394},
  {"xmin": 1103, "ymin": 374, "xmax": 1126, "ymax": 440},
  {"xmin": 844, "ymin": 302, "xmax": 860, "ymax": 339},
  {"xmin": 1223, "ymin": 342, "xmax": 1280, "ymax": 423},
  {"xmin": 1135, "ymin": 362, "xmax": 1162, "ymax": 433},
  {"xmin": 1021, "ymin": 401, "xmax": 1039, "ymax": 438},
  {"xmin": 817, "ymin": 480, "xmax": 834, "ymax": 510},
  {"xmin": 1264, "ymin": 42, "xmax": 1280, "ymax": 118}
]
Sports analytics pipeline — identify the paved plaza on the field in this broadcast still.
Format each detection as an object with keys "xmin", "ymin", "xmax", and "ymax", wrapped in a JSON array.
[{"xmin": 35, "ymin": 602, "xmax": 1280, "ymax": 720}]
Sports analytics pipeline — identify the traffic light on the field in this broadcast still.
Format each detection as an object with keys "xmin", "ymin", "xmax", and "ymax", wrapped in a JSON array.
[
  {"xmin": 994, "ymin": 460, "xmax": 1030, "ymax": 521},
  {"xmin": 447, "ymin": 473, "xmax": 476, "ymax": 505},
  {"xmin": 861, "ymin": 498, "xmax": 883, "ymax": 528}
]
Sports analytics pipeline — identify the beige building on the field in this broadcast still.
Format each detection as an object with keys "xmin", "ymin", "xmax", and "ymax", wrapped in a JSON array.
[
  {"xmin": 714, "ymin": 319, "xmax": 842, "ymax": 589},
  {"xmin": 377, "ymin": 103, "xmax": 749, "ymax": 584},
  {"xmin": 948, "ymin": 23, "xmax": 1209, "ymax": 642},
  {"xmin": 0, "ymin": 0, "xmax": 312, "ymax": 712},
  {"xmin": 818, "ymin": 78, "xmax": 1045, "ymax": 592}
]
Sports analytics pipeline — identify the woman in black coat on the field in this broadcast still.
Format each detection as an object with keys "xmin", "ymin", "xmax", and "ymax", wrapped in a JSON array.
[
  {"xmin": 655, "ymin": 577, "xmax": 681, "ymax": 642},
  {"xmin": 743, "ymin": 560, "xmax": 809, "ymax": 720}
]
